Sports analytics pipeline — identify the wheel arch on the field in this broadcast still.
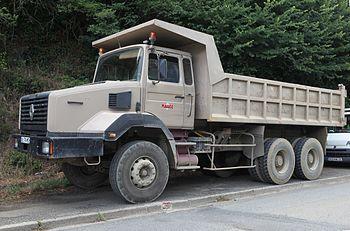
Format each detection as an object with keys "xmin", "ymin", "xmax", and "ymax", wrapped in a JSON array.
[
  {"xmin": 264, "ymin": 125, "xmax": 327, "ymax": 153},
  {"xmin": 104, "ymin": 113, "xmax": 177, "ymax": 168}
]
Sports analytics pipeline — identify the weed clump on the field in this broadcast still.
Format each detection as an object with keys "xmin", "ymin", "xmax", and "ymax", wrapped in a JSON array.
[{"xmin": 7, "ymin": 150, "xmax": 43, "ymax": 175}]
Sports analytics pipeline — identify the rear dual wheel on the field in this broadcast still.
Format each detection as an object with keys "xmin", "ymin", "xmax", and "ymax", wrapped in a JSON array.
[
  {"xmin": 250, "ymin": 138, "xmax": 295, "ymax": 184},
  {"xmin": 248, "ymin": 139, "xmax": 270, "ymax": 182},
  {"xmin": 257, "ymin": 138, "xmax": 295, "ymax": 184},
  {"xmin": 248, "ymin": 158, "xmax": 265, "ymax": 182},
  {"xmin": 249, "ymin": 137, "xmax": 324, "ymax": 184},
  {"xmin": 293, "ymin": 138, "xmax": 324, "ymax": 180}
]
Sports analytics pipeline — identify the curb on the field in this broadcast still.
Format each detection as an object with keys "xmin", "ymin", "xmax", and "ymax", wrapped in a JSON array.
[{"xmin": 2, "ymin": 174, "xmax": 350, "ymax": 231}]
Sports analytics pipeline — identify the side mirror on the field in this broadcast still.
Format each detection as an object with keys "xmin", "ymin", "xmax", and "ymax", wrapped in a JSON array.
[
  {"xmin": 152, "ymin": 55, "xmax": 167, "ymax": 85},
  {"xmin": 152, "ymin": 54, "xmax": 161, "ymax": 85}
]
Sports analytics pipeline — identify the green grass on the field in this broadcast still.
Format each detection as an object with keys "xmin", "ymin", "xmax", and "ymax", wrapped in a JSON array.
[
  {"xmin": 30, "ymin": 177, "xmax": 71, "ymax": 191},
  {"xmin": 6, "ymin": 184, "xmax": 21, "ymax": 195},
  {"xmin": 0, "ymin": 177, "xmax": 71, "ymax": 202},
  {"xmin": 96, "ymin": 212, "xmax": 106, "ymax": 222}
]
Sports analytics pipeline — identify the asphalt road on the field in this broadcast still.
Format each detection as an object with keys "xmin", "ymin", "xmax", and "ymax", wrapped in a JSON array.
[
  {"xmin": 1, "ymin": 166, "xmax": 350, "ymax": 228},
  {"xmin": 57, "ymin": 180, "xmax": 350, "ymax": 231}
]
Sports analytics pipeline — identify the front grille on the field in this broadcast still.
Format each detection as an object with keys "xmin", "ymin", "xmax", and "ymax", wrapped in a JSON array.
[{"xmin": 20, "ymin": 92, "xmax": 49, "ymax": 135}]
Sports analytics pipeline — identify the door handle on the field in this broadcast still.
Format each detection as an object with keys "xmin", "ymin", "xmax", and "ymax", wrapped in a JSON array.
[
  {"xmin": 187, "ymin": 93, "xmax": 193, "ymax": 117},
  {"xmin": 175, "ymin": 95, "xmax": 185, "ymax": 99}
]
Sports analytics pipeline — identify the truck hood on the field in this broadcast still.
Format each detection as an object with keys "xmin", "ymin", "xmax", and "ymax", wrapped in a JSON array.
[
  {"xmin": 49, "ymin": 81, "xmax": 136, "ymax": 97},
  {"xmin": 47, "ymin": 81, "xmax": 141, "ymax": 133},
  {"xmin": 326, "ymin": 132, "xmax": 350, "ymax": 148}
]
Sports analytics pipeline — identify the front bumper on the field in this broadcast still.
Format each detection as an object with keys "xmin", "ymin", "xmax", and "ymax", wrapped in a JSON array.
[
  {"xmin": 13, "ymin": 134, "xmax": 104, "ymax": 159},
  {"xmin": 325, "ymin": 148, "xmax": 350, "ymax": 163}
]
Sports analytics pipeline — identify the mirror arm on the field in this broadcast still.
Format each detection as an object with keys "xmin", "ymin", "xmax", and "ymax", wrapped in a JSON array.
[{"xmin": 152, "ymin": 53, "xmax": 161, "ymax": 85}]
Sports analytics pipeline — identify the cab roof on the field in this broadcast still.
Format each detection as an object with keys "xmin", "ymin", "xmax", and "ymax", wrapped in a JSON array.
[{"xmin": 92, "ymin": 19, "xmax": 224, "ymax": 84}]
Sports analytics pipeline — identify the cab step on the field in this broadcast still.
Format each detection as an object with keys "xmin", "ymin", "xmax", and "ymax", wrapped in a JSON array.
[
  {"xmin": 176, "ymin": 166, "xmax": 200, "ymax": 170},
  {"xmin": 175, "ymin": 142, "xmax": 196, "ymax": 146}
]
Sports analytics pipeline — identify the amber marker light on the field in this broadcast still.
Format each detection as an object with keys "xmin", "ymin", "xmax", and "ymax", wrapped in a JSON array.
[
  {"xmin": 98, "ymin": 47, "xmax": 105, "ymax": 56},
  {"xmin": 108, "ymin": 132, "xmax": 117, "ymax": 139},
  {"xmin": 149, "ymin": 32, "xmax": 157, "ymax": 45},
  {"xmin": 49, "ymin": 142, "xmax": 54, "ymax": 156}
]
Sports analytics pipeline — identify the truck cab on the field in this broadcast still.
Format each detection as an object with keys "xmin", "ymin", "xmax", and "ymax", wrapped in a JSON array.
[{"xmin": 93, "ymin": 44, "xmax": 195, "ymax": 129}]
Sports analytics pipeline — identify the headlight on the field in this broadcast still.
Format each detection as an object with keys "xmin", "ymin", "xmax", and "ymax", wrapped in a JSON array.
[{"xmin": 42, "ymin": 141, "xmax": 50, "ymax": 154}]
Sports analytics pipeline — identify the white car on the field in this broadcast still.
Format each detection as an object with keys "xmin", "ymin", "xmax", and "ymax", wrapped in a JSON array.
[{"xmin": 326, "ymin": 108, "xmax": 350, "ymax": 163}]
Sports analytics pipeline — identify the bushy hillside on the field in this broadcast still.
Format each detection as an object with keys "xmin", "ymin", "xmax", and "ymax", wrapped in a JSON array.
[{"xmin": 0, "ymin": 0, "xmax": 350, "ymax": 177}]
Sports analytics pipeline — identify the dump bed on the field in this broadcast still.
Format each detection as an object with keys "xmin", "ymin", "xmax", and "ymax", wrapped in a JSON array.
[
  {"xmin": 211, "ymin": 74, "xmax": 346, "ymax": 126},
  {"xmin": 93, "ymin": 19, "xmax": 346, "ymax": 127}
]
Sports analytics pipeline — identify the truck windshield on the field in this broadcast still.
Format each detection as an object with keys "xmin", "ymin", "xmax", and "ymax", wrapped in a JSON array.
[{"xmin": 94, "ymin": 48, "xmax": 143, "ymax": 82}]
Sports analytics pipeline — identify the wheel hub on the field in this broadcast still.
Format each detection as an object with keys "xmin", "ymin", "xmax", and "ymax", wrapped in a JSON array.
[
  {"xmin": 274, "ymin": 150, "xmax": 289, "ymax": 173},
  {"xmin": 276, "ymin": 155, "xmax": 284, "ymax": 167},
  {"xmin": 308, "ymin": 152, "xmax": 314, "ymax": 164},
  {"xmin": 130, "ymin": 157, "xmax": 156, "ymax": 188},
  {"xmin": 307, "ymin": 149, "xmax": 319, "ymax": 170}
]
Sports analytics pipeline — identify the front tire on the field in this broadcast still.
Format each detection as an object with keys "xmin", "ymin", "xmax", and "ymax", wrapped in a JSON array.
[
  {"xmin": 109, "ymin": 141, "xmax": 169, "ymax": 203},
  {"xmin": 293, "ymin": 138, "xmax": 324, "ymax": 180},
  {"xmin": 62, "ymin": 163, "xmax": 108, "ymax": 190}
]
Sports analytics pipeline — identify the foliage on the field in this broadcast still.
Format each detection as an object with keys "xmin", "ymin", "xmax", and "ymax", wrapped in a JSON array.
[
  {"xmin": 0, "ymin": 103, "xmax": 12, "ymax": 142},
  {"xmin": 1, "ymin": 0, "xmax": 348, "ymax": 87},
  {"xmin": 96, "ymin": 212, "xmax": 106, "ymax": 222},
  {"xmin": 0, "ymin": 0, "xmax": 349, "ymax": 176},
  {"xmin": 0, "ymin": 6, "xmax": 17, "ymax": 48},
  {"xmin": 0, "ymin": 52, "xmax": 7, "ymax": 70},
  {"xmin": 7, "ymin": 150, "xmax": 43, "ymax": 174},
  {"xmin": 0, "ymin": 176, "xmax": 70, "ymax": 202}
]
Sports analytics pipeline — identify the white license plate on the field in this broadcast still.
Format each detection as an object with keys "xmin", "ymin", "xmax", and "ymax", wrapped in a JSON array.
[
  {"xmin": 327, "ymin": 157, "xmax": 343, "ymax": 162},
  {"xmin": 20, "ymin": 136, "xmax": 31, "ymax": 144}
]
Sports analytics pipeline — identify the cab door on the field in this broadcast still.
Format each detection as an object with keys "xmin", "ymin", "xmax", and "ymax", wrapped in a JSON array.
[
  {"xmin": 145, "ymin": 52, "xmax": 184, "ymax": 128},
  {"xmin": 182, "ymin": 57, "xmax": 195, "ymax": 129}
]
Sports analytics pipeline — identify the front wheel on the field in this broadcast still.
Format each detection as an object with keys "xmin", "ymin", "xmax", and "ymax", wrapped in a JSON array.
[
  {"xmin": 109, "ymin": 141, "xmax": 169, "ymax": 203},
  {"xmin": 62, "ymin": 163, "xmax": 108, "ymax": 190}
]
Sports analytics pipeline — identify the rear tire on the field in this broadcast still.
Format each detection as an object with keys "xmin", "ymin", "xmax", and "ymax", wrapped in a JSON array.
[
  {"xmin": 293, "ymin": 138, "xmax": 324, "ymax": 180},
  {"xmin": 248, "ymin": 139, "xmax": 271, "ymax": 182},
  {"xmin": 292, "ymin": 138, "xmax": 302, "ymax": 148},
  {"xmin": 248, "ymin": 157, "xmax": 265, "ymax": 182},
  {"xmin": 258, "ymin": 138, "xmax": 295, "ymax": 184},
  {"xmin": 109, "ymin": 141, "xmax": 169, "ymax": 203},
  {"xmin": 62, "ymin": 163, "xmax": 108, "ymax": 190}
]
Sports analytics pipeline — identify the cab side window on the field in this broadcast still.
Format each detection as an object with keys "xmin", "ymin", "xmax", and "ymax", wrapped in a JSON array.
[
  {"xmin": 148, "ymin": 53, "xmax": 158, "ymax": 81},
  {"xmin": 183, "ymin": 58, "xmax": 193, "ymax": 85},
  {"xmin": 148, "ymin": 53, "xmax": 179, "ymax": 83}
]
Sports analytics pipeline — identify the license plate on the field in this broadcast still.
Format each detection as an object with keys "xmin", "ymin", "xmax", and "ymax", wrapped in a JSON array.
[
  {"xmin": 20, "ymin": 136, "xmax": 30, "ymax": 144},
  {"xmin": 327, "ymin": 157, "xmax": 343, "ymax": 162}
]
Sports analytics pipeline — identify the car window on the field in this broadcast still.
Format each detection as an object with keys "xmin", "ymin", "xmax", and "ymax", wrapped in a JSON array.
[
  {"xmin": 148, "ymin": 53, "xmax": 158, "ymax": 80},
  {"xmin": 148, "ymin": 54, "xmax": 179, "ymax": 83},
  {"xmin": 183, "ymin": 58, "xmax": 193, "ymax": 85}
]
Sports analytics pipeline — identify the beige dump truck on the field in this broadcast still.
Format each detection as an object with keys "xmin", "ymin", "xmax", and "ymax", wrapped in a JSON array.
[{"xmin": 14, "ymin": 19, "xmax": 346, "ymax": 203}]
